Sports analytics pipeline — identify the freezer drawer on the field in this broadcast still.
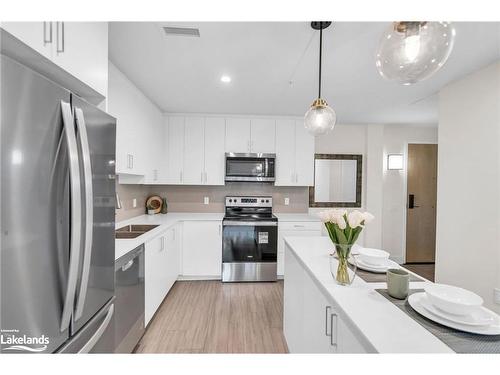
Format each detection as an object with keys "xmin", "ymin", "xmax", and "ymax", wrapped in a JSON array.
[{"xmin": 57, "ymin": 298, "xmax": 115, "ymax": 353}]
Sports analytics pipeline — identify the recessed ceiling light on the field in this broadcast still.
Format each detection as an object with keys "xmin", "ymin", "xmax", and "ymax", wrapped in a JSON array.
[{"xmin": 220, "ymin": 75, "xmax": 231, "ymax": 83}]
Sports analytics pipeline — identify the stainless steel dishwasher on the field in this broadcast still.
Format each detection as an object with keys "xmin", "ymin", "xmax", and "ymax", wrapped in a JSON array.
[{"xmin": 114, "ymin": 245, "xmax": 145, "ymax": 353}]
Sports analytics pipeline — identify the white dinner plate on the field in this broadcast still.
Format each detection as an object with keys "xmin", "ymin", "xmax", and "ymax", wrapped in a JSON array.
[
  {"xmin": 408, "ymin": 292, "xmax": 500, "ymax": 335},
  {"xmin": 350, "ymin": 257, "xmax": 400, "ymax": 273},
  {"xmin": 420, "ymin": 293, "xmax": 494, "ymax": 326}
]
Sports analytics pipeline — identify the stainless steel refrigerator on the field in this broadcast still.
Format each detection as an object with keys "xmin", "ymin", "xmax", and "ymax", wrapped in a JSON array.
[{"xmin": 1, "ymin": 55, "xmax": 116, "ymax": 353}]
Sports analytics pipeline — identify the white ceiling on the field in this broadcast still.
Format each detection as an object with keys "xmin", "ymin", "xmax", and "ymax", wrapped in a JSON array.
[{"xmin": 109, "ymin": 22, "xmax": 500, "ymax": 124}]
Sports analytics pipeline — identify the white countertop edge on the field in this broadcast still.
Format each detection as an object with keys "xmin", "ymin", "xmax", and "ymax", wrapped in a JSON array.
[
  {"xmin": 115, "ymin": 213, "xmax": 224, "ymax": 260},
  {"xmin": 284, "ymin": 236, "xmax": 453, "ymax": 353}
]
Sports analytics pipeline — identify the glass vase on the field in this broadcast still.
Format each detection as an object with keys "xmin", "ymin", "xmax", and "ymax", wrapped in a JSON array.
[{"xmin": 330, "ymin": 243, "xmax": 357, "ymax": 286}]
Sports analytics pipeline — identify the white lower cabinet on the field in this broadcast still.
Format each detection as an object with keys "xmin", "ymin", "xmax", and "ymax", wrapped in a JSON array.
[
  {"xmin": 278, "ymin": 221, "xmax": 322, "ymax": 276},
  {"xmin": 144, "ymin": 225, "xmax": 181, "ymax": 326},
  {"xmin": 284, "ymin": 248, "xmax": 369, "ymax": 353},
  {"xmin": 182, "ymin": 221, "xmax": 222, "ymax": 278}
]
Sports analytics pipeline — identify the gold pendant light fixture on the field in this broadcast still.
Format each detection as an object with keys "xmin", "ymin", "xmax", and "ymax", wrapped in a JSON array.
[{"xmin": 304, "ymin": 21, "xmax": 337, "ymax": 137}]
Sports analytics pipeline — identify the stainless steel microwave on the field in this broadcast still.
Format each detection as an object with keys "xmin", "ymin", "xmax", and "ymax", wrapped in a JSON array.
[{"xmin": 225, "ymin": 153, "xmax": 276, "ymax": 183}]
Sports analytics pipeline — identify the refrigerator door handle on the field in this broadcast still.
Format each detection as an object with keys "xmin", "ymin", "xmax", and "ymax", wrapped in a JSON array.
[
  {"xmin": 60, "ymin": 101, "xmax": 82, "ymax": 332},
  {"xmin": 78, "ymin": 304, "xmax": 114, "ymax": 354},
  {"xmin": 74, "ymin": 107, "xmax": 94, "ymax": 321}
]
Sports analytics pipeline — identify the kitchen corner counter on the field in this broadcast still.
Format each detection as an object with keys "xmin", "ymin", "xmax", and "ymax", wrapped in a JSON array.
[
  {"xmin": 284, "ymin": 236, "xmax": 453, "ymax": 353},
  {"xmin": 115, "ymin": 213, "xmax": 224, "ymax": 261},
  {"xmin": 274, "ymin": 213, "xmax": 321, "ymax": 222}
]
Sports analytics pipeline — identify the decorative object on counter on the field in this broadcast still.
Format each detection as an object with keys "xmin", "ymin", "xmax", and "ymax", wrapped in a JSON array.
[
  {"xmin": 161, "ymin": 197, "xmax": 168, "ymax": 214},
  {"xmin": 376, "ymin": 22, "xmax": 455, "ymax": 85},
  {"xmin": 319, "ymin": 209, "xmax": 374, "ymax": 285},
  {"xmin": 147, "ymin": 202, "xmax": 155, "ymax": 215},
  {"xmin": 386, "ymin": 268, "xmax": 410, "ymax": 299},
  {"xmin": 146, "ymin": 195, "xmax": 162, "ymax": 214},
  {"xmin": 304, "ymin": 21, "xmax": 336, "ymax": 136}
]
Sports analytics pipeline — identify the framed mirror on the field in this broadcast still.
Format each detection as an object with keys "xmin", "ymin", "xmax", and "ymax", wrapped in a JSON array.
[{"xmin": 309, "ymin": 154, "xmax": 362, "ymax": 207}]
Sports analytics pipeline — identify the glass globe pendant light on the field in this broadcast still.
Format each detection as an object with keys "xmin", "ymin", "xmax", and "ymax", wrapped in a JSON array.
[
  {"xmin": 375, "ymin": 22, "xmax": 456, "ymax": 85},
  {"xmin": 304, "ymin": 21, "xmax": 337, "ymax": 136}
]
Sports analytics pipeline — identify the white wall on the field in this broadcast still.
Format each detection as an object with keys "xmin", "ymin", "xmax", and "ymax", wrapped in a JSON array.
[
  {"xmin": 436, "ymin": 62, "xmax": 500, "ymax": 312},
  {"xmin": 312, "ymin": 123, "xmax": 438, "ymax": 260}
]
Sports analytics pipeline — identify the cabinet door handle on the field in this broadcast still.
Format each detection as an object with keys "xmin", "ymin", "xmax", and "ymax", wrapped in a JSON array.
[
  {"xmin": 291, "ymin": 172, "xmax": 294, "ymax": 183},
  {"xmin": 295, "ymin": 172, "xmax": 298, "ymax": 183},
  {"xmin": 43, "ymin": 21, "xmax": 53, "ymax": 44},
  {"xmin": 131, "ymin": 155, "xmax": 134, "ymax": 169},
  {"xmin": 201, "ymin": 171, "xmax": 204, "ymax": 183},
  {"xmin": 219, "ymin": 224, "xmax": 222, "ymax": 236},
  {"xmin": 56, "ymin": 21, "xmax": 65, "ymax": 53},
  {"xmin": 330, "ymin": 312, "xmax": 338, "ymax": 347},
  {"xmin": 204, "ymin": 171, "xmax": 207, "ymax": 184},
  {"xmin": 325, "ymin": 306, "xmax": 331, "ymax": 336},
  {"xmin": 160, "ymin": 236, "xmax": 165, "ymax": 251},
  {"xmin": 180, "ymin": 171, "xmax": 183, "ymax": 183}
]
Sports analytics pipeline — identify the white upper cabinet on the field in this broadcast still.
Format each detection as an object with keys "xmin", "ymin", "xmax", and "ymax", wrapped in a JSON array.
[
  {"xmin": 163, "ymin": 116, "xmax": 226, "ymax": 185},
  {"xmin": 51, "ymin": 22, "xmax": 108, "ymax": 97},
  {"xmin": 166, "ymin": 116, "xmax": 185, "ymax": 184},
  {"xmin": 294, "ymin": 120, "xmax": 315, "ymax": 186},
  {"xmin": 225, "ymin": 118, "xmax": 251, "ymax": 153},
  {"xmin": 183, "ymin": 117, "xmax": 205, "ymax": 185},
  {"xmin": 109, "ymin": 62, "xmax": 164, "ymax": 178},
  {"xmin": 251, "ymin": 119, "xmax": 276, "ymax": 153},
  {"xmin": 2, "ymin": 22, "xmax": 108, "ymax": 97},
  {"xmin": 275, "ymin": 119, "xmax": 314, "ymax": 186},
  {"xmin": 1, "ymin": 22, "xmax": 53, "ymax": 59},
  {"xmin": 225, "ymin": 118, "xmax": 276, "ymax": 154},
  {"xmin": 204, "ymin": 118, "xmax": 226, "ymax": 185},
  {"xmin": 275, "ymin": 119, "xmax": 296, "ymax": 185}
]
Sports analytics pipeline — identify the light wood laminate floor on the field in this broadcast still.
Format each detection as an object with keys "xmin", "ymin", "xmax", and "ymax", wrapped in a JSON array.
[{"xmin": 135, "ymin": 280, "xmax": 289, "ymax": 353}]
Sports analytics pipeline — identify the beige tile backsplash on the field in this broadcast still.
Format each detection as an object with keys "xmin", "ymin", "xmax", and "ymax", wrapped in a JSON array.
[{"xmin": 116, "ymin": 182, "xmax": 309, "ymax": 221}]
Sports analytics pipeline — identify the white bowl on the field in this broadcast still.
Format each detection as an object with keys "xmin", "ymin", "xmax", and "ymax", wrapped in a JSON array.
[
  {"xmin": 425, "ymin": 284, "xmax": 483, "ymax": 316},
  {"xmin": 357, "ymin": 247, "xmax": 390, "ymax": 266}
]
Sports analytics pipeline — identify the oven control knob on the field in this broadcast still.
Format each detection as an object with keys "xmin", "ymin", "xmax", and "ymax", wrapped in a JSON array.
[
  {"xmin": 229, "ymin": 199, "xmax": 232, "ymax": 203},
  {"xmin": 261, "ymin": 199, "xmax": 264, "ymax": 203},
  {"xmin": 265, "ymin": 199, "xmax": 269, "ymax": 203}
]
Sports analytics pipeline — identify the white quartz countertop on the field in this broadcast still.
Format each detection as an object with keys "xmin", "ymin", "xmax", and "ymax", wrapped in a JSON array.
[
  {"xmin": 284, "ymin": 236, "xmax": 453, "ymax": 353},
  {"xmin": 274, "ymin": 213, "xmax": 321, "ymax": 222},
  {"xmin": 115, "ymin": 213, "xmax": 224, "ymax": 261}
]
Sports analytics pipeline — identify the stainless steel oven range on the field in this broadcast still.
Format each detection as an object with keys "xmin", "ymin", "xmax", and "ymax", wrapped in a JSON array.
[{"xmin": 222, "ymin": 196, "xmax": 278, "ymax": 282}]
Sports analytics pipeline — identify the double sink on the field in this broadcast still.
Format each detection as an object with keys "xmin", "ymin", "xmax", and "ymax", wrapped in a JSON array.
[{"xmin": 115, "ymin": 224, "xmax": 159, "ymax": 239}]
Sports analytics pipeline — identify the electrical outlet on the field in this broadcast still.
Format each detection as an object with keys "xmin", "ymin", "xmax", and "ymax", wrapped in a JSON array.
[
  {"xmin": 204, "ymin": 196, "xmax": 209, "ymax": 205},
  {"xmin": 284, "ymin": 197, "xmax": 290, "ymax": 206},
  {"xmin": 132, "ymin": 198, "xmax": 137, "ymax": 208},
  {"xmin": 494, "ymin": 288, "xmax": 500, "ymax": 305}
]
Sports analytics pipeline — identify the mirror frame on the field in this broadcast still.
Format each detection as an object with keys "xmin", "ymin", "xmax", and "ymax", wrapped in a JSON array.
[{"xmin": 309, "ymin": 154, "xmax": 363, "ymax": 208}]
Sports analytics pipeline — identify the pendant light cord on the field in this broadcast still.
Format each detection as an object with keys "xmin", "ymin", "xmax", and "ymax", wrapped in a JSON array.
[{"xmin": 318, "ymin": 27, "xmax": 322, "ymax": 99}]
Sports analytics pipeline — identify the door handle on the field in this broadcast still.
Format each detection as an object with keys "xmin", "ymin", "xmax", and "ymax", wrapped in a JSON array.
[
  {"xmin": 43, "ymin": 21, "xmax": 53, "ymax": 44},
  {"xmin": 325, "ymin": 306, "xmax": 331, "ymax": 336},
  {"xmin": 60, "ymin": 101, "xmax": 82, "ymax": 332},
  {"xmin": 408, "ymin": 194, "xmax": 420, "ymax": 209},
  {"xmin": 56, "ymin": 22, "xmax": 65, "ymax": 53},
  {"xmin": 121, "ymin": 259, "xmax": 134, "ymax": 272},
  {"xmin": 78, "ymin": 304, "xmax": 114, "ymax": 354},
  {"xmin": 74, "ymin": 107, "xmax": 94, "ymax": 321},
  {"xmin": 330, "ymin": 312, "xmax": 338, "ymax": 347}
]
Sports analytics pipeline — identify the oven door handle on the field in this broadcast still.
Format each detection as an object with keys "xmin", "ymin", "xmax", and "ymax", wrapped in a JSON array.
[{"xmin": 223, "ymin": 220, "xmax": 278, "ymax": 227}]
